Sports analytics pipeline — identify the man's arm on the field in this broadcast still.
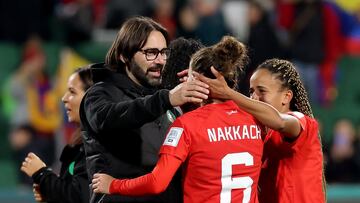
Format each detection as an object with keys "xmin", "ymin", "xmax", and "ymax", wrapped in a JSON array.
[
  {"xmin": 83, "ymin": 81, "xmax": 208, "ymax": 133},
  {"xmin": 92, "ymin": 154, "xmax": 182, "ymax": 195}
]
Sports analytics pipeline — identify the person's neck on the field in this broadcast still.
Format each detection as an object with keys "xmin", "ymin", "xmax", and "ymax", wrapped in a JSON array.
[
  {"xmin": 201, "ymin": 98, "xmax": 226, "ymax": 107},
  {"xmin": 126, "ymin": 68, "xmax": 142, "ymax": 87},
  {"xmin": 212, "ymin": 98, "xmax": 225, "ymax": 104},
  {"xmin": 280, "ymin": 105, "xmax": 291, "ymax": 113}
]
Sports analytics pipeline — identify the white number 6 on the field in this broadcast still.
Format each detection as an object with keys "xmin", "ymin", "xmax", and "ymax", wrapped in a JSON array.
[{"xmin": 221, "ymin": 152, "xmax": 254, "ymax": 203}]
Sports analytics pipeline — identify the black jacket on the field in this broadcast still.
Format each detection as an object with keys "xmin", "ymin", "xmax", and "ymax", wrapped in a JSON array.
[
  {"xmin": 32, "ymin": 144, "xmax": 89, "ymax": 203},
  {"xmin": 80, "ymin": 63, "xmax": 182, "ymax": 203}
]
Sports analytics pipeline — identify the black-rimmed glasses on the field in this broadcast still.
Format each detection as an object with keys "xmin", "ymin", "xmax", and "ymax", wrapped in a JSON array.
[{"xmin": 139, "ymin": 48, "xmax": 171, "ymax": 61}]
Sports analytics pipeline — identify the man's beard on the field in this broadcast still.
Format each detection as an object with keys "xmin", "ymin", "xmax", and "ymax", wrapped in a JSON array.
[{"xmin": 129, "ymin": 60, "xmax": 163, "ymax": 88}]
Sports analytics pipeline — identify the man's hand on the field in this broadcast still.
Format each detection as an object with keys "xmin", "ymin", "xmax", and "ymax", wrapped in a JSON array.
[
  {"xmin": 20, "ymin": 153, "xmax": 46, "ymax": 177},
  {"xmin": 169, "ymin": 80, "xmax": 209, "ymax": 106},
  {"xmin": 92, "ymin": 173, "xmax": 114, "ymax": 194},
  {"xmin": 195, "ymin": 66, "xmax": 233, "ymax": 100}
]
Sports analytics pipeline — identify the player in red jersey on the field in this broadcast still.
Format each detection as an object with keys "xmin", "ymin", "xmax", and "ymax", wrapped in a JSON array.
[
  {"xmin": 91, "ymin": 36, "xmax": 294, "ymax": 203},
  {"xmin": 197, "ymin": 59, "xmax": 326, "ymax": 203}
]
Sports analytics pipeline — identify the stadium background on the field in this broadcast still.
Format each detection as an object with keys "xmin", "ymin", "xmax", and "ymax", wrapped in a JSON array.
[{"xmin": 0, "ymin": 0, "xmax": 360, "ymax": 202}]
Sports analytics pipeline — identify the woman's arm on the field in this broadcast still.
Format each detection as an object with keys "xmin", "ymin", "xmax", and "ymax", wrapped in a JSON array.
[
  {"xmin": 196, "ymin": 67, "xmax": 301, "ymax": 138},
  {"xmin": 21, "ymin": 152, "xmax": 89, "ymax": 203},
  {"xmin": 92, "ymin": 154, "xmax": 182, "ymax": 195}
]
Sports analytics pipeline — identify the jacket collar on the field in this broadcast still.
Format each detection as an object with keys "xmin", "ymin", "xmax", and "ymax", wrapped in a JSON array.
[{"xmin": 90, "ymin": 63, "xmax": 158, "ymax": 96}]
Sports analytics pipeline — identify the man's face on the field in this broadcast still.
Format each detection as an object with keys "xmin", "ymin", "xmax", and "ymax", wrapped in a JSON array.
[{"xmin": 127, "ymin": 30, "xmax": 168, "ymax": 87}]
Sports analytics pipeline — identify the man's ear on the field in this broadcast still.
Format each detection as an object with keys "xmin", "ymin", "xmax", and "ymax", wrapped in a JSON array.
[{"xmin": 282, "ymin": 89, "xmax": 293, "ymax": 106}]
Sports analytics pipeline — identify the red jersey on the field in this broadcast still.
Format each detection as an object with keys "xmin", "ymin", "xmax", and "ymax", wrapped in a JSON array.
[
  {"xmin": 160, "ymin": 101, "xmax": 265, "ymax": 203},
  {"xmin": 258, "ymin": 112, "xmax": 325, "ymax": 203}
]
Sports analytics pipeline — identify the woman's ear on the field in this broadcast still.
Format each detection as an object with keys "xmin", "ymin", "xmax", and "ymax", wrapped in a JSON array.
[{"xmin": 282, "ymin": 89, "xmax": 293, "ymax": 106}]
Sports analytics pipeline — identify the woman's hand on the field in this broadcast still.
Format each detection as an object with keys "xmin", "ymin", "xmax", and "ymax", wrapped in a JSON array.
[
  {"xmin": 20, "ymin": 152, "xmax": 46, "ymax": 177},
  {"xmin": 195, "ymin": 66, "xmax": 233, "ymax": 100}
]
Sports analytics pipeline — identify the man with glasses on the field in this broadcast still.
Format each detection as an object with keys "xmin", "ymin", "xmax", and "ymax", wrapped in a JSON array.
[{"xmin": 80, "ymin": 16, "xmax": 209, "ymax": 203}]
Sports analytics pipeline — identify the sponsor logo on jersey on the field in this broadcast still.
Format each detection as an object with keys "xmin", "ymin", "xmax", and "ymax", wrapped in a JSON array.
[
  {"xmin": 163, "ymin": 127, "xmax": 183, "ymax": 147},
  {"xmin": 226, "ymin": 110, "xmax": 238, "ymax": 115}
]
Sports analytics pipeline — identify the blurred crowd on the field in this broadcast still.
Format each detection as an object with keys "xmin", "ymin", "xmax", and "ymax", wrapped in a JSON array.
[{"xmin": 1, "ymin": 0, "xmax": 360, "ymax": 188}]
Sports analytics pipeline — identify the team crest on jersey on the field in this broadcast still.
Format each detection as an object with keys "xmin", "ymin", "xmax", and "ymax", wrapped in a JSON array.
[{"xmin": 163, "ymin": 127, "xmax": 183, "ymax": 147}]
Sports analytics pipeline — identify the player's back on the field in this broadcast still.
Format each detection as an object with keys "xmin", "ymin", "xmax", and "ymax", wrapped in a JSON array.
[{"xmin": 179, "ymin": 101, "xmax": 264, "ymax": 203}]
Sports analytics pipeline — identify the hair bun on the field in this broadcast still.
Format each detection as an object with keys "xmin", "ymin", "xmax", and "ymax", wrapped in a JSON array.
[{"xmin": 213, "ymin": 36, "xmax": 247, "ymax": 73}]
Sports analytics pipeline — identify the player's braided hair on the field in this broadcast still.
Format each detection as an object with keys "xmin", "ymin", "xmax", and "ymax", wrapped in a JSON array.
[
  {"xmin": 257, "ymin": 59, "xmax": 313, "ymax": 118},
  {"xmin": 161, "ymin": 37, "xmax": 204, "ymax": 90}
]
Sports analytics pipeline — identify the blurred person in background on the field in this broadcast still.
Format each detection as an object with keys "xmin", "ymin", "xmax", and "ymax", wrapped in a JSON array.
[
  {"xmin": 178, "ymin": 0, "xmax": 230, "ymax": 45},
  {"xmin": 56, "ymin": 0, "xmax": 94, "ymax": 45},
  {"xmin": 326, "ymin": 118, "xmax": 360, "ymax": 183},
  {"xmin": 277, "ymin": 0, "xmax": 324, "ymax": 105},
  {"xmin": 20, "ymin": 67, "xmax": 93, "ymax": 203},
  {"xmin": 151, "ymin": 0, "xmax": 177, "ymax": 40},
  {"xmin": 9, "ymin": 124, "xmax": 37, "ymax": 187},
  {"xmin": 176, "ymin": 2, "xmax": 199, "ymax": 39},
  {"xmin": 104, "ymin": 0, "xmax": 151, "ymax": 29},
  {"xmin": 8, "ymin": 36, "xmax": 60, "ymax": 176},
  {"xmin": 243, "ymin": 0, "xmax": 284, "ymax": 95},
  {"xmin": 277, "ymin": 0, "xmax": 343, "ymax": 106}
]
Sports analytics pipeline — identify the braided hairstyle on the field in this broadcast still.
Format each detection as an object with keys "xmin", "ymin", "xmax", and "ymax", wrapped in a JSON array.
[
  {"xmin": 161, "ymin": 37, "xmax": 204, "ymax": 90},
  {"xmin": 191, "ymin": 36, "xmax": 248, "ymax": 91},
  {"xmin": 257, "ymin": 59, "xmax": 313, "ymax": 118}
]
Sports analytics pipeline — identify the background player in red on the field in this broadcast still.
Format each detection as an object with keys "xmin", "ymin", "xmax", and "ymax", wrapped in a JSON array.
[{"xmin": 197, "ymin": 59, "xmax": 326, "ymax": 203}]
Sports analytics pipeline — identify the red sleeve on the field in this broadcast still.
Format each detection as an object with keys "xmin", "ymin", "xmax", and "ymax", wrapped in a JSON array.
[
  {"xmin": 109, "ymin": 154, "xmax": 182, "ymax": 195},
  {"xmin": 281, "ymin": 112, "xmax": 309, "ymax": 152},
  {"xmin": 159, "ymin": 118, "xmax": 191, "ymax": 162}
]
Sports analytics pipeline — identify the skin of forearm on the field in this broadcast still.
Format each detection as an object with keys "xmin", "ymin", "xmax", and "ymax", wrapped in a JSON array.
[{"xmin": 227, "ymin": 89, "xmax": 285, "ymax": 131}]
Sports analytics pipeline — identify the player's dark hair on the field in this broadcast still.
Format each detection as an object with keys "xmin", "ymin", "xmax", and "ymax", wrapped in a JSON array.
[
  {"xmin": 74, "ymin": 66, "xmax": 93, "ymax": 91},
  {"xmin": 105, "ymin": 16, "xmax": 169, "ymax": 73},
  {"xmin": 161, "ymin": 37, "xmax": 204, "ymax": 90}
]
